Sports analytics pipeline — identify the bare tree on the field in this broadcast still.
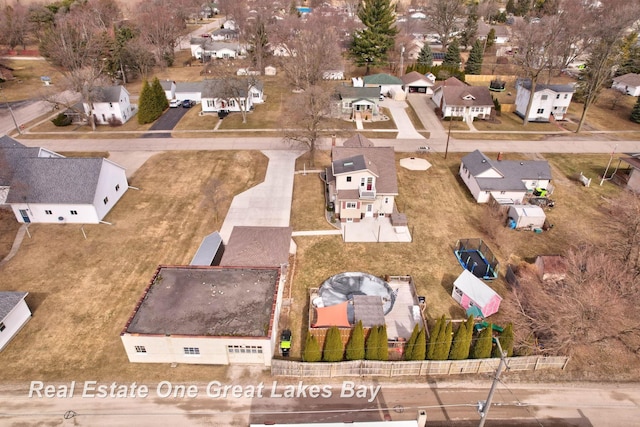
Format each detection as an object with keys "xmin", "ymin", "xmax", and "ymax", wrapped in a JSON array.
[
  {"xmin": 423, "ymin": 0, "xmax": 466, "ymax": 50},
  {"xmin": 0, "ymin": 2, "xmax": 30, "ymax": 51},
  {"xmin": 605, "ymin": 191, "xmax": 640, "ymax": 276},
  {"xmin": 135, "ymin": 0, "xmax": 186, "ymax": 68}
]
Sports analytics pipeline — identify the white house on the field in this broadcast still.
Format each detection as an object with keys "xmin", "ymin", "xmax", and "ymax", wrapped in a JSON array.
[
  {"xmin": 121, "ymin": 265, "xmax": 285, "ymax": 366},
  {"xmin": 515, "ymin": 79, "xmax": 575, "ymax": 122},
  {"xmin": 1, "ymin": 136, "xmax": 129, "ymax": 224},
  {"xmin": 432, "ymin": 77, "xmax": 493, "ymax": 122},
  {"xmin": 0, "ymin": 292, "xmax": 31, "ymax": 352},
  {"xmin": 83, "ymin": 86, "xmax": 134, "ymax": 125},
  {"xmin": 363, "ymin": 73, "xmax": 405, "ymax": 100},
  {"xmin": 190, "ymin": 39, "xmax": 241, "ymax": 60},
  {"xmin": 459, "ymin": 150, "xmax": 552, "ymax": 204},
  {"xmin": 324, "ymin": 136, "xmax": 398, "ymax": 222},
  {"xmin": 222, "ymin": 19, "xmax": 236, "ymax": 30},
  {"xmin": 175, "ymin": 82, "xmax": 204, "ymax": 103},
  {"xmin": 160, "ymin": 80, "xmax": 176, "ymax": 100},
  {"xmin": 211, "ymin": 28, "xmax": 239, "ymax": 41},
  {"xmin": 612, "ymin": 73, "xmax": 640, "ymax": 96},
  {"xmin": 477, "ymin": 22, "xmax": 511, "ymax": 44},
  {"xmin": 336, "ymin": 86, "xmax": 380, "ymax": 117},
  {"xmin": 200, "ymin": 79, "xmax": 264, "ymax": 113},
  {"xmin": 401, "ymin": 71, "xmax": 436, "ymax": 95}
]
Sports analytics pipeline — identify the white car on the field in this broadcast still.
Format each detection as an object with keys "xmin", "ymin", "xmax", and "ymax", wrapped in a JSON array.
[{"xmin": 169, "ymin": 99, "xmax": 181, "ymax": 108}]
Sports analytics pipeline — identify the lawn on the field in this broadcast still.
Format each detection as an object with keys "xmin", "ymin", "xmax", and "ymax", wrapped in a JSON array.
[{"xmin": 0, "ymin": 59, "xmax": 66, "ymax": 103}]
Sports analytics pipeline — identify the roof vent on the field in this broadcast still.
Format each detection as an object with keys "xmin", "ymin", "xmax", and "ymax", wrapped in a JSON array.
[
  {"xmin": 344, "ymin": 161, "xmax": 353, "ymax": 167},
  {"xmin": 481, "ymin": 159, "xmax": 486, "ymax": 163},
  {"xmin": 520, "ymin": 162, "xmax": 524, "ymax": 165}
]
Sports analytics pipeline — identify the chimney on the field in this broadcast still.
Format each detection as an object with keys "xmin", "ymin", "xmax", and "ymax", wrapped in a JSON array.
[{"xmin": 497, "ymin": 152, "xmax": 503, "ymax": 161}]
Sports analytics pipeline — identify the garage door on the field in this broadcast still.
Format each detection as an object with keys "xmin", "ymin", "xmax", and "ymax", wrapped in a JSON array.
[
  {"xmin": 227, "ymin": 344, "xmax": 265, "ymax": 364},
  {"xmin": 409, "ymin": 86, "xmax": 427, "ymax": 93}
]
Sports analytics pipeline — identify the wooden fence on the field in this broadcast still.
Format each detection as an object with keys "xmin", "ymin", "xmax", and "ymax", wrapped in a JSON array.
[{"xmin": 271, "ymin": 355, "xmax": 569, "ymax": 377}]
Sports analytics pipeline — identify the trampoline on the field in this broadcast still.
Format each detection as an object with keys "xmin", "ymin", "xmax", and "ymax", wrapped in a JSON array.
[
  {"xmin": 316, "ymin": 272, "xmax": 396, "ymax": 324},
  {"xmin": 454, "ymin": 239, "xmax": 499, "ymax": 280}
]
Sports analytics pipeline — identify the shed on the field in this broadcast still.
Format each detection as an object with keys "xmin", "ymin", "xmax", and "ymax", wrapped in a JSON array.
[
  {"xmin": 190, "ymin": 231, "xmax": 224, "ymax": 266},
  {"xmin": 507, "ymin": 205, "xmax": 546, "ymax": 230},
  {"xmin": 264, "ymin": 65, "xmax": 276, "ymax": 76},
  {"xmin": 0, "ymin": 292, "xmax": 31, "ymax": 351},
  {"xmin": 534, "ymin": 255, "xmax": 567, "ymax": 282},
  {"xmin": 452, "ymin": 270, "xmax": 502, "ymax": 318}
]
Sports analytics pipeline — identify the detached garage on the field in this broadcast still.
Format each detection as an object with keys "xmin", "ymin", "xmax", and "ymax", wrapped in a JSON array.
[
  {"xmin": 452, "ymin": 270, "xmax": 502, "ymax": 318},
  {"xmin": 507, "ymin": 205, "xmax": 546, "ymax": 230}
]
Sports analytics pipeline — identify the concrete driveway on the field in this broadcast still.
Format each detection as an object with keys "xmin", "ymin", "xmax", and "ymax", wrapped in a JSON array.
[
  {"xmin": 406, "ymin": 93, "xmax": 447, "ymax": 139},
  {"xmin": 381, "ymin": 98, "xmax": 426, "ymax": 139},
  {"xmin": 219, "ymin": 150, "xmax": 304, "ymax": 242}
]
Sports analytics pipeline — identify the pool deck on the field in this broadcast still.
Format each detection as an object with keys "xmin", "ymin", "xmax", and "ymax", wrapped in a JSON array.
[{"xmin": 385, "ymin": 277, "xmax": 424, "ymax": 340}]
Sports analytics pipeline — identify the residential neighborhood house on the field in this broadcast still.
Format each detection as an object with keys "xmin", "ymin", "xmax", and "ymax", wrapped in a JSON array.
[
  {"xmin": 0, "ymin": 136, "xmax": 129, "ymax": 224},
  {"xmin": 363, "ymin": 73, "xmax": 405, "ymax": 100},
  {"xmin": 324, "ymin": 135, "xmax": 398, "ymax": 222},
  {"xmin": 612, "ymin": 73, "xmax": 640, "ymax": 96},
  {"xmin": 83, "ymin": 85, "xmax": 134, "ymax": 125},
  {"xmin": 515, "ymin": 79, "xmax": 575, "ymax": 122},
  {"xmin": 335, "ymin": 86, "xmax": 381, "ymax": 119},
  {"xmin": 459, "ymin": 149, "xmax": 552, "ymax": 204},
  {"xmin": 190, "ymin": 39, "xmax": 242, "ymax": 60},
  {"xmin": 160, "ymin": 80, "xmax": 176, "ymax": 100},
  {"xmin": 401, "ymin": 71, "xmax": 436, "ymax": 95},
  {"xmin": 432, "ymin": 77, "xmax": 493, "ymax": 122},
  {"xmin": 201, "ymin": 79, "xmax": 264, "ymax": 113},
  {"xmin": 0, "ymin": 292, "xmax": 31, "ymax": 352},
  {"xmin": 175, "ymin": 81, "xmax": 205, "ymax": 103}
]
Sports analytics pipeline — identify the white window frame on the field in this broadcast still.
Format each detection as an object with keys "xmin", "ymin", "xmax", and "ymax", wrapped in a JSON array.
[
  {"xmin": 346, "ymin": 202, "xmax": 357, "ymax": 209},
  {"xmin": 184, "ymin": 347, "xmax": 200, "ymax": 356}
]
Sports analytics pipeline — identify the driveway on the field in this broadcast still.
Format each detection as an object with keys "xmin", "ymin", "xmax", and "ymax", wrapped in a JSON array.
[
  {"xmin": 141, "ymin": 106, "xmax": 190, "ymax": 138},
  {"xmin": 381, "ymin": 98, "xmax": 426, "ymax": 139},
  {"xmin": 406, "ymin": 93, "xmax": 447, "ymax": 139},
  {"xmin": 219, "ymin": 150, "xmax": 304, "ymax": 242}
]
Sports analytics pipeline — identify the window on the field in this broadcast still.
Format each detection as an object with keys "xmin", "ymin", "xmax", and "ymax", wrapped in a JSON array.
[
  {"xmin": 45, "ymin": 210, "xmax": 52, "ymax": 215},
  {"xmin": 134, "ymin": 345, "xmax": 146, "ymax": 353},
  {"xmin": 183, "ymin": 347, "xmax": 200, "ymax": 355},
  {"xmin": 564, "ymin": 94, "xmax": 568, "ymax": 99},
  {"xmin": 227, "ymin": 345, "xmax": 262, "ymax": 354},
  {"xmin": 252, "ymin": 92, "xmax": 260, "ymax": 98},
  {"xmin": 384, "ymin": 197, "xmax": 389, "ymax": 204},
  {"xmin": 228, "ymin": 99, "xmax": 236, "ymax": 107},
  {"xmin": 70, "ymin": 210, "xmax": 78, "ymax": 215},
  {"xmin": 536, "ymin": 108, "xmax": 544, "ymax": 114},
  {"xmin": 346, "ymin": 176, "xmax": 351, "ymax": 182},
  {"xmin": 541, "ymin": 95, "xmax": 548, "ymax": 100},
  {"xmin": 109, "ymin": 102, "xmax": 113, "ymax": 108},
  {"xmin": 346, "ymin": 202, "xmax": 357, "ymax": 209},
  {"xmin": 0, "ymin": 322, "xmax": 5, "ymax": 332},
  {"xmin": 556, "ymin": 94, "xmax": 560, "ymax": 99},
  {"xmin": 206, "ymin": 100, "xmax": 214, "ymax": 108},
  {"xmin": 115, "ymin": 184, "xmax": 120, "ymax": 192},
  {"xmin": 103, "ymin": 197, "xmax": 109, "ymax": 205}
]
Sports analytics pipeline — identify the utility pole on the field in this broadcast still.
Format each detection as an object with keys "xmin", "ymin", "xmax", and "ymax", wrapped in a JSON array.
[
  {"xmin": 600, "ymin": 144, "xmax": 618, "ymax": 186},
  {"xmin": 399, "ymin": 45, "xmax": 405, "ymax": 77},
  {"xmin": 1, "ymin": 90, "xmax": 21, "ymax": 135},
  {"xmin": 478, "ymin": 338, "xmax": 507, "ymax": 427},
  {"xmin": 444, "ymin": 114, "xmax": 452, "ymax": 159}
]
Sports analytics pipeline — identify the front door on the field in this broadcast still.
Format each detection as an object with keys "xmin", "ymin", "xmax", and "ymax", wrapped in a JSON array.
[
  {"xmin": 365, "ymin": 204, "xmax": 374, "ymax": 218},
  {"xmin": 19, "ymin": 209, "xmax": 30, "ymax": 223}
]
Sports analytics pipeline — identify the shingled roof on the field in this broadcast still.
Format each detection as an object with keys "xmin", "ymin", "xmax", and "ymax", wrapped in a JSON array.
[
  {"xmin": 613, "ymin": 73, "xmax": 640, "ymax": 87},
  {"xmin": 330, "ymin": 145, "xmax": 398, "ymax": 194},
  {"xmin": 0, "ymin": 292, "xmax": 28, "ymax": 320}
]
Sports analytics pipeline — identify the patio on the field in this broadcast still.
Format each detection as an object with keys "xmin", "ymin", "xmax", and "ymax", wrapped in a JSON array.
[{"xmin": 341, "ymin": 217, "xmax": 412, "ymax": 243}]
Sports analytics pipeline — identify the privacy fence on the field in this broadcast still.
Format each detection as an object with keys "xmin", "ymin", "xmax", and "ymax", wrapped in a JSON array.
[{"xmin": 271, "ymin": 355, "xmax": 569, "ymax": 378}]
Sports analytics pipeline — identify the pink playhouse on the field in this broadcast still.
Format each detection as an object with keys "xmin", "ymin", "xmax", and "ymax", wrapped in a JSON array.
[{"xmin": 452, "ymin": 270, "xmax": 502, "ymax": 318}]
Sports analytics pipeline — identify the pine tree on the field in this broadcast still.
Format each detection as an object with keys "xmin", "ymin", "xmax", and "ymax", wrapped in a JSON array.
[
  {"xmin": 505, "ymin": 0, "xmax": 516, "ymax": 15},
  {"xmin": 137, "ymin": 80, "xmax": 153, "ymax": 124},
  {"xmin": 443, "ymin": 39, "xmax": 461, "ymax": 69},
  {"xmin": 323, "ymin": 326, "xmax": 344, "ymax": 362},
  {"xmin": 365, "ymin": 326, "xmax": 379, "ymax": 360},
  {"xmin": 404, "ymin": 324, "xmax": 420, "ymax": 360},
  {"xmin": 303, "ymin": 333, "xmax": 321, "ymax": 362},
  {"xmin": 427, "ymin": 315, "xmax": 445, "ymax": 360},
  {"xmin": 413, "ymin": 327, "xmax": 427, "ymax": 360},
  {"xmin": 470, "ymin": 326, "xmax": 493, "ymax": 359},
  {"xmin": 492, "ymin": 323, "xmax": 514, "ymax": 358},
  {"xmin": 346, "ymin": 321, "xmax": 366, "ymax": 360},
  {"xmin": 377, "ymin": 325, "xmax": 388, "ymax": 361},
  {"xmin": 460, "ymin": 3, "xmax": 479, "ymax": 50},
  {"xmin": 486, "ymin": 28, "xmax": 496, "ymax": 50},
  {"xmin": 464, "ymin": 40, "xmax": 484, "ymax": 75},
  {"xmin": 151, "ymin": 77, "xmax": 169, "ymax": 112},
  {"xmin": 350, "ymin": 0, "xmax": 399, "ymax": 74},
  {"xmin": 433, "ymin": 320, "xmax": 452, "ymax": 360},
  {"xmin": 631, "ymin": 97, "xmax": 640, "ymax": 124},
  {"xmin": 417, "ymin": 44, "xmax": 433, "ymax": 67},
  {"xmin": 449, "ymin": 321, "xmax": 469, "ymax": 360}
]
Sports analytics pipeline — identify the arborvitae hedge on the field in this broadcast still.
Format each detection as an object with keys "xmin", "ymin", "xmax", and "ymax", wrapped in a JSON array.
[
  {"xmin": 413, "ymin": 327, "xmax": 427, "ymax": 360},
  {"xmin": 492, "ymin": 323, "xmax": 514, "ymax": 358},
  {"xmin": 346, "ymin": 321, "xmax": 365, "ymax": 360},
  {"xmin": 303, "ymin": 333, "xmax": 321, "ymax": 362},
  {"xmin": 433, "ymin": 320, "xmax": 453, "ymax": 360},
  {"xmin": 322, "ymin": 326, "xmax": 344, "ymax": 362},
  {"xmin": 449, "ymin": 320, "xmax": 470, "ymax": 360},
  {"xmin": 471, "ymin": 325, "xmax": 493, "ymax": 359},
  {"xmin": 151, "ymin": 77, "xmax": 169, "ymax": 111},
  {"xmin": 365, "ymin": 325, "xmax": 379, "ymax": 360},
  {"xmin": 631, "ymin": 97, "xmax": 640, "ymax": 124},
  {"xmin": 404, "ymin": 324, "xmax": 420, "ymax": 360},
  {"xmin": 377, "ymin": 325, "xmax": 388, "ymax": 361},
  {"xmin": 427, "ymin": 315, "xmax": 445, "ymax": 360}
]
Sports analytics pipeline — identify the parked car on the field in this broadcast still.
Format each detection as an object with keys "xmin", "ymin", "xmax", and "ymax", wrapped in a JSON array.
[
  {"xmin": 182, "ymin": 100, "xmax": 195, "ymax": 108},
  {"xmin": 279, "ymin": 329, "xmax": 292, "ymax": 357},
  {"xmin": 169, "ymin": 99, "xmax": 181, "ymax": 108}
]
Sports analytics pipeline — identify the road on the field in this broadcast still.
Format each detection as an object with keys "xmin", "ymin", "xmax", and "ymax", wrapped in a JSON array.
[{"xmin": 1, "ymin": 380, "xmax": 638, "ymax": 426}]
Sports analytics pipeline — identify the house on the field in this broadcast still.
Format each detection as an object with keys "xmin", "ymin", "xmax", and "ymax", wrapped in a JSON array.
[
  {"xmin": 611, "ymin": 153, "xmax": 640, "ymax": 194},
  {"xmin": 612, "ymin": 73, "xmax": 640, "ymax": 96},
  {"xmin": 336, "ymin": 86, "xmax": 380, "ymax": 118},
  {"xmin": 190, "ymin": 39, "xmax": 241, "ymax": 60},
  {"xmin": 515, "ymin": 79, "xmax": 575, "ymax": 122},
  {"xmin": 0, "ymin": 136, "xmax": 129, "ymax": 224},
  {"xmin": 0, "ymin": 292, "xmax": 31, "ymax": 351},
  {"xmin": 432, "ymin": 52, "xmax": 446, "ymax": 66},
  {"xmin": 363, "ymin": 73, "xmax": 405, "ymax": 100},
  {"xmin": 452, "ymin": 270, "xmax": 502, "ymax": 318},
  {"xmin": 210, "ymin": 28, "xmax": 239, "ymax": 41},
  {"xmin": 432, "ymin": 77, "xmax": 493, "ymax": 122},
  {"xmin": 477, "ymin": 22, "xmax": 511, "ymax": 44},
  {"xmin": 175, "ymin": 81, "xmax": 204, "ymax": 103},
  {"xmin": 401, "ymin": 71, "xmax": 435, "ymax": 95},
  {"xmin": 324, "ymin": 137, "xmax": 398, "ymax": 222},
  {"xmin": 459, "ymin": 149, "xmax": 552, "ymax": 204},
  {"xmin": 83, "ymin": 85, "xmax": 134, "ymax": 125},
  {"xmin": 200, "ymin": 79, "xmax": 264, "ymax": 113},
  {"xmin": 222, "ymin": 19, "xmax": 236, "ymax": 30},
  {"xmin": 160, "ymin": 80, "xmax": 176, "ymax": 100},
  {"xmin": 121, "ymin": 266, "xmax": 284, "ymax": 366}
]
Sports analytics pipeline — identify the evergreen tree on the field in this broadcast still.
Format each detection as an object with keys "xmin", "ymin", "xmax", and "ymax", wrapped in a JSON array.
[
  {"xmin": 323, "ymin": 326, "xmax": 344, "ymax": 362},
  {"xmin": 515, "ymin": 0, "xmax": 530, "ymax": 16},
  {"xmin": 413, "ymin": 327, "xmax": 427, "ymax": 360},
  {"xmin": 417, "ymin": 43, "xmax": 433, "ymax": 67},
  {"xmin": 449, "ymin": 321, "xmax": 469, "ymax": 360},
  {"xmin": 365, "ymin": 326, "xmax": 379, "ymax": 360},
  {"xmin": 442, "ymin": 39, "xmax": 461, "ymax": 69},
  {"xmin": 486, "ymin": 28, "xmax": 496, "ymax": 50},
  {"xmin": 470, "ymin": 325, "xmax": 493, "ymax": 359},
  {"xmin": 493, "ymin": 323, "xmax": 515, "ymax": 357},
  {"xmin": 137, "ymin": 80, "xmax": 154, "ymax": 124},
  {"xmin": 346, "ymin": 321, "xmax": 366, "ymax": 360},
  {"xmin": 433, "ymin": 320, "xmax": 452, "ymax": 360},
  {"xmin": 350, "ymin": 0, "xmax": 399, "ymax": 74},
  {"xmin": 303, "ymin": 333, "xmax": 321, "ymax": 362},
  {"xmin": 464, "ymin": 40, "xmax": 484, "ymax": 75},
  {"xmin": 460, "ymin": 3, "xmax": 479, "ymax": 50},
  {"xmin": 631, "ymin": 97, "xmax": 640, "ymax": 124},
  {"xmin": 151, "ymin": 77, "xmax": 169, "ymax": 112},
  {"xmin": 377, "ymin": 325, "xmax": 388, "ymax": 361},
  {"xmin": 404, "ymin": 324, "xmax": 420, "ymax": 360},
  {"xmin": 505, "ymin": 0, "xmax": 516, "ymax": 15},
  {"xmin": 427, "ymin": 315, "xmax": 444, "ymax": 360}
]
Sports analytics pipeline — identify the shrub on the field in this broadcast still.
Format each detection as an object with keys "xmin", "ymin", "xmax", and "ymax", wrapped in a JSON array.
[
  {"xmin": 413, "ymin": 327, "xmax": 427, "ymax": 360},
  {"xmin": 470, "ymin": 325, "xmax": 493, "ymax": 359},
  {"xmin": 303, "ymin": 334, "xmax": 321, "ymax": 362},
  {"xmin": 365, "ymin": 325, "xmax": 379, "ymax": 360},
  {"xmin": 427, "ymin": 315, "xmax": 445, "ymax": 360},
  {"xmin": 377, "ymin": 324, "xmax": 388, "ymax": 361},
  {"xmin": 449, "ymin": 319, "xmax": 472, "ymax": 360},
  {"xmin": 51, "ymin": 113, "xmax": 72, "ymax": 127},
  {"xmin": 322, "ymin": 326, "xmax": 344, "ymax": 362},
  {"xmin": 404, "ymin": 324, "xmax": 420, "ymax": 360},
  {"xmin": 493, "ymin": 323, "xmax": 514, "ymax": 357},
  {"xmin": 107, "ymin": 117, "xmax": 123, "ymax": 127},
  {"xmin": 345, "ymin": 321, "xmax": 365, "ymax": 360}
]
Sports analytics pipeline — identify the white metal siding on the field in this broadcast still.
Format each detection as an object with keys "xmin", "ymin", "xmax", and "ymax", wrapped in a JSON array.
[
  {"xmin": 0, "ymin": 299, "xmax": 31, "ymax": 351},
  {"xmin": 92, "ymin": 160, "xmax": 129, "ymax": 221},
  {"xmin": 11, "ymin": 203, "xmax": 99, "ymax": 224}
]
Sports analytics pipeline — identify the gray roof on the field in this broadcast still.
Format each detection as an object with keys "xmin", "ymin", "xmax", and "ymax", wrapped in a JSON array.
[
  {"xmin": 343, "ymin": 134, "xmax": 375, "ymax": 147},
  {"xmin": 175, "ymin": 81, "xmax": 205, "ymax": 93},
  {"xmin": 613, "ymin": 73, "xmax": 640, "ymax": 87},
  {"xmin": 0, "ymin": 292, "xmax": 28, "ymax": 320},
  {"xmin": 337, "ymin": 86, "xmax": 380, "ymax": 100},
  {"xmin": 6, "ymin": 158, "xmax": 105, "ymax": 204},
  {"xmin": 353, "ymin": 295, "xmax": 385, "ymax": 327},
  {"xmin": 518, "ymin": 79, "xmax": 575, "ymax": 93},
  {"xmin": 202, "ymin": 79, "xmax": 263, "ymax": 98},
  {"xmin": 212, "ymin": 28, "xmax": 239, "ymax": 38},
  {"xmin": 462, "ymin": 150, "xmax": 552, "ymax": 192},
  {"xmin": 363, "ymin": 73, "xmax": 403, "ymax": 85},
  {"xmin": 0, "ymin": 135, "xmax": 26, "ymax": 149},
  {"xmin": 124, "ymin": 266, "xmax": 280, "ymax": 337},
  {"xmin": 191, "ymin": 39, "xmax": 240, "ymax": 51},
  {"xmin": 159, "ymin": 80, "xmax": 175, "ymax": 90},
  {"xmin": 437, "ymin": 84, "xmax": 494, "ymax": 107},
  {"xmin": 190, "ymin": 231, "xmax": 224, "ymax": 266},
  {"xmin": 93, "ymin": 86, "xmax": 125, "ymax": 103},
  {"xmin": 220, "ymin": 226, "xmax": 292, "ymax": 268},
  {"xmin": 0, "ymin": 147, "xmax": 42, "ymax": 186},
  {"xmin": 331, "ymin": 146, "xmax": 398, "ymax": 194},
  {"xmin": 401, "ymin": 71, "xmax": 434, "ymax": 86}
]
